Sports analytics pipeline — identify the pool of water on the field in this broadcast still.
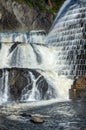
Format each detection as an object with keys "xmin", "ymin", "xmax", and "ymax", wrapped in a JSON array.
[{"xmin": 0, "ymin": 100, "xmax": 86, "ymax": 130}]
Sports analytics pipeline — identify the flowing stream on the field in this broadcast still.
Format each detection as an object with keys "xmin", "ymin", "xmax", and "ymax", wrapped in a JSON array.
[{"xmin": 0, "ymin": 70, "xmax": 9, "ymax": 105}]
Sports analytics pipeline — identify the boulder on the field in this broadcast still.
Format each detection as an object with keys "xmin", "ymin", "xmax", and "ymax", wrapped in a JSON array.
[
  {"xmin": 9, "ymin": 69, "xmax": 29, "ymax": 100},
  {"xmin": 69, "ymin": 76, "xmax": 86, "ymax": 99},
  {"xmin": 30, "ymin": 116, "xmax": 44, "ymax": 123}
]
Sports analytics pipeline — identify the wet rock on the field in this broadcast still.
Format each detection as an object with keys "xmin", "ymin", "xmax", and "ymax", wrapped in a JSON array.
[
  {"xmin": 0, "ymin": 68, "xmax": 51, "ymax": 101},
  {"xmin": 0, "ymin": 43, "xmax": 2, "ymax": 49},
  {"xmin": 9, "ymin": 69, "xmax": 29, "ymax": 100},
  {"xmin": 0, "ymin": 128, "xmax": 7, "ymax": 130},
  {"xmin": 0, "ymin": 69, "xmax": 3, "ymax": 78},
  {"xmin": 69, "ymin": 76, "xmax": 86, "ymax": 99},
  {"xmin": 20, "ymin": 112, "xmax": 31, "ymax": 117},
  {"xmin": 9, "ymin": 42, "xmax": 21, "ymax": 54},
  {"xmin": 73, "ymin": 76, "xmax": 86, "ymax": 90},
  {"xmin": 30, "ymin": 116, "xmax": 44, "ymax": 123}
]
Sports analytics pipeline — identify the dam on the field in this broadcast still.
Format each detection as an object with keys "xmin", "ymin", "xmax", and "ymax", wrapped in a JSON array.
[{"xmin": 0, "ymin": 0, "xmax": 86, "ymax": 104}]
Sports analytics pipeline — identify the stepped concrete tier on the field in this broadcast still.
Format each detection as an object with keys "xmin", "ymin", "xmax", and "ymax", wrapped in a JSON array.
[
  {"xmin": 0, "ymin": 32, "xmax": 27, "ymax": 43},
  {"xmin": 0, "ymin": 30, "xmax": 46, "ymax": 43},
  {"xmin": 45, "ymin": 0, "xmax": 86, "ymax": 78},
  {"xmin": 0, "ymin": 42, "xmax": 57, "ymax": 69},
  {"xmin": 28, "ymin": 30, "xmax": 46, "ymax": 44}
]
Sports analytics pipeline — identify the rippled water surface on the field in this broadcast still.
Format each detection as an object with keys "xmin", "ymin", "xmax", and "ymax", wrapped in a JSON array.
[{"xmin": 0, "ymin": 100, "xmax": 86, "ymax": 130}]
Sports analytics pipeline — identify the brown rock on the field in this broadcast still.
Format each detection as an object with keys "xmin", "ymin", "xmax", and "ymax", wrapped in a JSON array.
[
  {"xmin": 69, "ymin": 76, "xmax": 86, "ymax": 99},
  {"xmin": 73, "ymin": 76, "xmax": 86, "ymax": 90},
  {"xmin": 30, "ymin": 116, "xmax": 44, "ymax": 123}
]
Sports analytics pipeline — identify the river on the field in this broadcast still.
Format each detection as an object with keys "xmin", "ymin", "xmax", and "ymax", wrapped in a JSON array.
[{"xmin": 0, "ymin": 100, "xmax": 86, "ymax": 130}]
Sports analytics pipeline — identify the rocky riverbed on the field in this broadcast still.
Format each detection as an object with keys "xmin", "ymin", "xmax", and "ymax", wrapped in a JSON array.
[{"xmin": 0, "ymin": 100, "xmax": 86, "ymax": 130}]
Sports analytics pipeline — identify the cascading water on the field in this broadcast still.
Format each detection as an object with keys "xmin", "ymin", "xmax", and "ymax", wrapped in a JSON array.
[
  {"xmin": 0, "ymin": 41, "xmax": 73, "ymax": 101},
  {"xmin": 0, "ymin": 0, "xmax": 86, "ymax": 104},
  {"xmin": 45, "ymin": 0, "xmax": 86, "ymax": 78},
  {"xmin": 0, "ymin": 70, "xmax": 9, "ymax": 105},
  {"xmin": 21, "ymin": 72, "xmax": 42, "ymax": 101},
  {"xmin": 38, "ymin": 71, "xmax": 73, "ymax": 100},
  {"xmin": 0, "ymin": 32, "xmax": 27, "ymax": 43},
  {"xmin": 28, "ymin": 30, "xmax": 46, "ymax": 44}
]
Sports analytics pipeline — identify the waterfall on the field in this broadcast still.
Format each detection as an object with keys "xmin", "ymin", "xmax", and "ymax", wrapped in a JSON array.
[
  {"xmin": 0, "ymin": 70, "xmax": 9, "ymax": 105},
  {"xmin": 0, "ymin": 30, "xmax": 46, "ymax": 44},
  {"xmin": 21, "ymin": 72, "xmax": 42, "ymax": 101},
  {"xmin": 26, "ymin": 72, "xmax": 41, "ymax": 101},
  {"xmin": 0, "ymin": 43, "xmax": 60, "ymax": 69},
  {"xmin": 0, "ymin": 0, "xmax": 86, "ymax": 103},
  {"xmin": 45, "ymin": 0, "xmax": 86, "ymax": 78},
  {"xmin": 0, "ymin": 43, "xmax": 11, "ymax": 68},
  {"xmin": 20, "ymin": 71, "xmax": 73, "ymax": 102},
  {"xmin": 0, "ymin": 32, "xmax": 27, "ymax": 43},
  {"xmin": 28, "ymin": 30, "xmax": 46, "ymax": 44},
  {"xmin": 38, "ymin": 70, "xmax": 73, "ymax": 100}
]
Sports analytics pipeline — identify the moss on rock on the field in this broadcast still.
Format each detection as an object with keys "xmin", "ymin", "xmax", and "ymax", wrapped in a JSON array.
[{"xmin": 13, "ymin": 0, "xmax": 65, "ymax": 13}]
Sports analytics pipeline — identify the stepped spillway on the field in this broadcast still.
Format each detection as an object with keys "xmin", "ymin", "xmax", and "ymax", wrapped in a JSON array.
[
  {"xmin": 45, "ymin": 0, "xmax": 86, "ymax": 78},
  {"xmin": 1, "ymin": 0, "xmax": 86, "ymax": 103}
]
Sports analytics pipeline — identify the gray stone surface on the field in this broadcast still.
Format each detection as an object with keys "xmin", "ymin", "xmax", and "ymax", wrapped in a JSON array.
[{"xmin": 0, "ymin": 0, "xmax": 54, "ymax": 31}]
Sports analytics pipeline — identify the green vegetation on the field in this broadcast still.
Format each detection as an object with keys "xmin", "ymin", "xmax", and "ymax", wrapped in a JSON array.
[
  {"xmin": 13, "ymin": 0, "xmax": 65, "ymax": 13},
  {"xmin": 13, "ymin": 0, "xmax": 33, "ymax": 7},
  {"xmin": 51, "ymin": 0, "xmax": 65, "ymax": 13}
]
